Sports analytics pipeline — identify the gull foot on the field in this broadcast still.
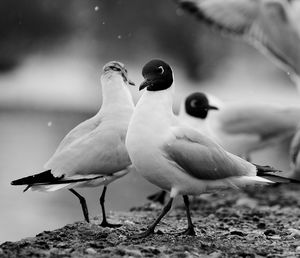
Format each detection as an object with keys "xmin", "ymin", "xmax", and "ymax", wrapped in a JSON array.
[
  {"xmin": 130, "ymin": 228, "xmax": 155, "ymax": 239},
  {"xmin": 177, "ymin": 227, "xmax": 196, "ymax": 236},
  {"xmin": 100, "ymin": 221, "xmax": 122, "ymax": 228}
]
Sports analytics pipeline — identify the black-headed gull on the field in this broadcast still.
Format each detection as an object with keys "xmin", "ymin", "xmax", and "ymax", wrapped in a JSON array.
[
  {"xmin": 11, "ymin": 61, "xmax": 135, "ymax": 227},
  {"xmin": 182, "ymin": 92, "xmax": 300, "ymax": 161},
  {"xmin": 176, "ymin": 0, "xmax": 300, "ymax": 88},
  {"xmin": 126, "ymin": 59, "xmax": 287, "ymax": 238}
]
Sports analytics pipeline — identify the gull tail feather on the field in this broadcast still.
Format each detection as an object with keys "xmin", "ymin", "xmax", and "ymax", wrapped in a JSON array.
[
  {"xmin": 11, "ymin": 170, "xmax": 103, "ymax": 192},
  {"xmin": 259, "ymin": 173, "xmax": 300, "ymax": 184},
  {"xmin": 253, "ymin": 164, "xmax": 300, "ymax": 184}
]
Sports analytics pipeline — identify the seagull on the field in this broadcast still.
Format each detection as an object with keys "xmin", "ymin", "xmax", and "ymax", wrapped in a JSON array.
[
  {"xmin": 11, "ymin": 61, "xmax": 135, "ymax": 227},
  {"xmin": 182, "ymin": 92, "xmax": 300, "ymax": 161},
  {"xmin": 176, "ymin": 0, "xmax": 300, "ymax": 89},
  {"xmin": 126, "ymin": 59, "xmax": 291, "ymax": 238}
]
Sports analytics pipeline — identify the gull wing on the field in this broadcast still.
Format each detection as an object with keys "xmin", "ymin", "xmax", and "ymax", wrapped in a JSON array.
[
  {"xmin": 45, "ymin": 124, "xmax": 130, "ymax": 177},
  {"xmin": 53, "ymin": 116, "xmax": 101, "ymax": 154},
  {"xmin": 176, "ymin": 0, "xmax": 260, "ymax": 35},
  {"xmin": 215, "ymin": 104, "xmax": 300, "ymax": 140},
  {"xmin": 177, "ymin": 0, "xmax": 300, "ymax": 74},
  {"xmin": 163, "ymin": 126, "xmax": 256, "ymax": 180}
]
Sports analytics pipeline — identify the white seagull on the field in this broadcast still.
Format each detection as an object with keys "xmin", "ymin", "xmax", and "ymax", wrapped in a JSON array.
[
  {"xmin": 11, "ymin": 61, "xmax": 135, "ymax": 227},
  {"xmin": 126, "ymin": 59, "xmax": 290, "ymax": 238},
  {"xmin": 176, "ymin": 0, "xmax": 300, "ymax": 89}
]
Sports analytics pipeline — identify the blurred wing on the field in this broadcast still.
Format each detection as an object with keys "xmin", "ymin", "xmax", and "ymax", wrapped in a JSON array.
[
  {"xmin": 163, "ymin": 126, "xmax": 256, "ymax": 180},
  {"xmin": 177, "ymin": 0, "xmax": 260, "ymax": 36},
  {"xmin": 177, "ymin": 0, "xmax": 300, "ymax": 74},
  {"xmin": 217, "ymin": 104, "xmax": 300, "ymax": 140}
]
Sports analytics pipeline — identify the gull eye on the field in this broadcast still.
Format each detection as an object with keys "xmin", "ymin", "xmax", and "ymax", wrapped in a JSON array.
[
  {"xmin": 157, "ymin": 66, "xmax": 164, "ymax": 74},
  {"xmin": 190, "ymin": 99, "xmax": 198, "ymax": 108},
  {"xmin": 110, "ymin": 66, "xmax": 121, "ymax": 72}
]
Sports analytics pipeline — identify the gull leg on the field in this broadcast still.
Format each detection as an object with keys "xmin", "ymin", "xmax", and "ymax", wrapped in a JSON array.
[
  {"xmin": 131, "ymin": 197, "xmax": 173, "ymax": 239},
  {"xmin": 147, "ymin": 190, "xmax": 167, "ymax": 205},
  {"xmin": 178, "ymin": 195, "xmax": 195, "ymax": 236},
  {"xmin": 69, "ymin": 188, "xmax": 90, "ymax": 223},
  {"xmin": 99, "ymin": 186, "xmax": 121, "ymax": 228}
]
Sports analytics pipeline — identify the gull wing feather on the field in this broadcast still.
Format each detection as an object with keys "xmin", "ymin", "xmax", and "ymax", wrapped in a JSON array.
[
  {"xmin": 163, "ymin": 126, "xmax": 256, "ymax": 180},
  {"xmin": 52, "ymin": 116, "xmax": 101, "ymax": 154},
  {"xmin": 45, "ymin": 125, "xmax": 130, "ymax": 177}
]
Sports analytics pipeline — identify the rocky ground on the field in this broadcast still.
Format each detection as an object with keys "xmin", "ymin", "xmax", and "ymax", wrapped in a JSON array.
[{"xmin": 1, "ymin": 184, "xmax": 300, "ymax": 258}]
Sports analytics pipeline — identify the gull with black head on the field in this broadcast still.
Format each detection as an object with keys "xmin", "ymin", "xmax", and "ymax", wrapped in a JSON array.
[{"xmin": 125, "ymin": 59, "xmax": 295, "ymax": 238}]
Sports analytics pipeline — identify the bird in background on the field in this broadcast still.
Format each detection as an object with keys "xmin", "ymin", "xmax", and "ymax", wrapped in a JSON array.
[
  {"xmin": 176, "ymin": 0, "xmax": 300, "ymax": 90},
  {"xmin": 126, "ymin": 59, "xmax": 293, "ymax": 238},
  {"xmin": 203, "ymin": 93, "xmax": 300, "ymax": 161},
  {"xmin": 11, "ymin": 61, "xmax": 136, "ymax": 227},
  {"xmin": 176, "ymin": 0, "xmax": 300, "ymax": 179}
]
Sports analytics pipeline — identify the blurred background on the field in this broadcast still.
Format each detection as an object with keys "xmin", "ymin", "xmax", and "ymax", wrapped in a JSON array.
[{"xmin": 1, "ymin": 0, "xmax": 299, "ymax": 243}]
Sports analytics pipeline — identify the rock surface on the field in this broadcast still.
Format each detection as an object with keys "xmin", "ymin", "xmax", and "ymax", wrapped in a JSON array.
[{"xmin": 1, "ymin": 184, "xmax": 300, "ymax": 258}]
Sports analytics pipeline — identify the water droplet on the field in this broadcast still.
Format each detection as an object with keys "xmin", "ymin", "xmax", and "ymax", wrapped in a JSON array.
[
  {"xmin": 47, "ymin": 121, "xmax": 52, "ymax": 127},
  {"xmin": 117, "ymin": 35, "xmax": 122, "ymax": 39},
  {"xmin": 102, "ymin": 21, "xmax": 106, "ymax": 25},
  {"xmin": 94, "ymin": 6, "xmax": 99, "ymax": 11}
]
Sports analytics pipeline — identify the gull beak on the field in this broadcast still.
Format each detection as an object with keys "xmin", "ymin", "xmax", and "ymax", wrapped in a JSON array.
[
  {"xmin": 127, "ymin": 79, "xmax": 136, "ymax": 86},
  {"xmin": 139, "ymin": 79, "xmax": 152, "ymax": 91},
  {"xmin": 208, "ymin": 105, "xmax": 219, "ymax": 110}
]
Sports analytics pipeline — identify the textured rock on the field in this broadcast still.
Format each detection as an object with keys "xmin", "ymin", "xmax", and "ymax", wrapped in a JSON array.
[{"xmin": 1, "ymin": 184, "xmax": 300, "ymax": 257}]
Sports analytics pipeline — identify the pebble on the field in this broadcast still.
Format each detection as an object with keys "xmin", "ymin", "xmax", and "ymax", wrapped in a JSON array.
[
  {"xmin": 296, "ymin": 246, "xmax": 300, "ymax": 253},
  {"xmin": 209, "ymin": 251, "xmax": 223, "ymax": 258},
  {"xmin": 0, "ymin": 248, "xmax": 3, "ymax": 255},
  {"xmin": 86, "ymin": 247, "xmax": 97, "ymax": 255},
  {"xmin": 264, "ymin": 229, "xmax": 276, "ymax": 236},
  {"xmin": 288, "ymin": 228, "xmax": 300, "ymax": 238},
  {"xmin": 268, "ymin": 235, "xmax": 281, "ymax": 240}
]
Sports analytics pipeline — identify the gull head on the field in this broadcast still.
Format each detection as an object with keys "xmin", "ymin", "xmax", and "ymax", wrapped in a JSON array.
[
  {"xmin": 139, "ymin": 59, "xmax": 173, "ymax": 91},
  {"xmin": 185, "ymin": 92, "xmax": 219, "ymax": 119},
  {"xmin": 103, "ymin": 61, "xmax": 135, "ymax": 86}
]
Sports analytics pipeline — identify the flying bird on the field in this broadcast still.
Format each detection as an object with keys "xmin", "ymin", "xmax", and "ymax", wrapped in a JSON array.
[
  {"xmin": 176, "ymin": 0, "xmax": 300, "ymax": 89},
  {"xmin": 11, "ymin": 61, "xmax": 135, "ymax": 227},
  {"xmin": 126, "ymin": 59, "xmax": 291, "ymax": 238}
]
